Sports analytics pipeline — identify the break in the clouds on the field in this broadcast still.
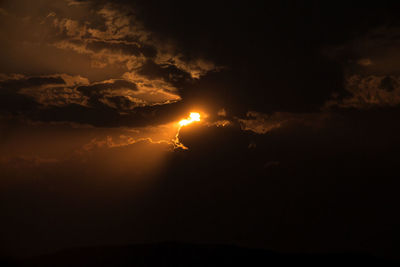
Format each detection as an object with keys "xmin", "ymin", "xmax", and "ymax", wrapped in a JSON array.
[{"xmin": 0, "ymin": 0, "xmax": 217, "ymax": 127}]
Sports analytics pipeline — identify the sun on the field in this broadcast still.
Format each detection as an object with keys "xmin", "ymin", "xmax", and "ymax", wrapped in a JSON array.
[
  {"xmin": 173, "ymin": 112, "xmax": 201, "ymax": 149},
  {"xmin": 179, "ymin": 112, "xmax": 201, "ymax": 126}
]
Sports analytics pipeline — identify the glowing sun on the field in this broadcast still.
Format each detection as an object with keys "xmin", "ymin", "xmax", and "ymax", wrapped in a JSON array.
[
  {"xmin": 174, "ymin": 112, "xmax": 201, "ymax": 149},
  {"xmin": 179, "ymin": 112, "xmax": 201, "ymax": 126}
]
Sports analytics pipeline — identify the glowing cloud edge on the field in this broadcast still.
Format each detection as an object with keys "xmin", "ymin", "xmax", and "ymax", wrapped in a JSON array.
[{"xmin": 173, "ymin": 112, "xmax": 201, "ymax": 149}]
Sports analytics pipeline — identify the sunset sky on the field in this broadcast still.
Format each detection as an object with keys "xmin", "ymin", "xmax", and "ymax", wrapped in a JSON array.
[{"xmin": 1, "ymin": 0, "xmax": 400, "ymax": 262}]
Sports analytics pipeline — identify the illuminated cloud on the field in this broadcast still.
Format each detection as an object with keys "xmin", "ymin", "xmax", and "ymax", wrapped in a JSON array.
[
  {"xmin": 217, "ymin": 108, "xmax": 227, "ymax": 117},
  {"xmin": 0, "ymin": 0, "xmax": 218, "ymax": 128},
  {"xmin": 179, "ymin": 112, "xmax": 200, "ymax": 126},
  {"xmin": 173, "ymin": 112, "xmax": 201, "ymax": 149},
  {"xmin": 121, "ymin": 71, "xmax": 182, "ymax": 105},
  {"xmin": 0, "ymin": 74, "xmax": 86, "ymax": 116},
  {"xmin": 0, "ymin": 71, "xmax": 183, "ymax": 127},
  {"xmin": 80, "ymin": 135, "xmax": 173, "ymax": 153},
  {"xmin": 211, "ymin": 120, "xmax": 231, "ymax": 127},
  {"xmin": 45, "ymin": 1, "xmax": 218, "ymax": 78},
  {"xmin": 238, "ymin": 111, "xmax": 286, "ymax": 134},
  {"xmin": 357, "ymin": 58, "xmax": 373, "ymax": 66}
]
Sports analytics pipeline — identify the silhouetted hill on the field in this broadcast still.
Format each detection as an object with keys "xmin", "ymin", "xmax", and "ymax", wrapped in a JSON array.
[{"xmin": 11, "ymin": 243, "xmax": 396, "ymax": 267}]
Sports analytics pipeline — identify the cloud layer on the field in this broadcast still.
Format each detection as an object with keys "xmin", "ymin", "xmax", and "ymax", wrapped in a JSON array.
[{"xmin": 0, "ymin": 0, "xmax": 219, "ymax": 128}]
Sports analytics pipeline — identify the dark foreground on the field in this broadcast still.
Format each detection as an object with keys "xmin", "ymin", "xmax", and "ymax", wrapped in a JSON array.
[{"xmin": 1, "ymin": 243, "xmax": 398, "ymax": 266}]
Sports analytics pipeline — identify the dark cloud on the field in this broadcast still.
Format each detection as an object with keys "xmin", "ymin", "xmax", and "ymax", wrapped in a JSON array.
[
  {"xmin": 0, "ymin": 76, "xmax": 67, "ymax": 115},
  {"xmin": 24, "ymin": 101, "xmax": 186, "ymax": 127},
  {"xmin": 86, "ymin": 40, "xmax": 157, "ymax": 59},
  {"xmin": 380, "ymin": 76, "xmax": 397, "ymax": 92},
  {"xmin": 0, "ymin": 76, "xmax": 185, "ymax": 128},
  {"xmin": 237, "ymin": 111, "xmax": 329, "ymax": 135},
  {"xmin": 137, "ymin": 60, "xmax": 192, "ymax": 84},
  {"xmin": 76, "ymin": 79, "xmax": 138, "ymax": 96},
  {"xmin": 325, "ymin": 75, "xmax": 400, "ymax": 109},
  {"xmin": 323, "ymin": 24, "xmax": 400, "ymax": 110},
  {"xmin": 0, "ymin": 71, "xmax": 183, "ymax": 126},
  {"xmin": 0, "ymin": 0, "xmax": 219, "ymax": 127},
  {"xmin": 2, "ymin": 1, "xmax": 400, "ymax": 124},
  {"xmin": 0, "ymin": 89, "xmax": 38, "ymax": 114},
  {"xmin": 0, "ymin": 76, "xmax": 65, "ymax": 90}
]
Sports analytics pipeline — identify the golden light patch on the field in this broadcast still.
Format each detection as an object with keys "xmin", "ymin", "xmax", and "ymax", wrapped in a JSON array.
[
  {"xmin": 179, "ymin": 112, "xmax": 201, "ymax": 126},
  {"xmin": 174, "ymin": 112, "xmax": 201, "ymax": 149}
]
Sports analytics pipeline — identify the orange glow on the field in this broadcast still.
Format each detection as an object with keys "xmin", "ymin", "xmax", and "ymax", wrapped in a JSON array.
[
  {"xmin": 174, "ymin": 112, "xmax": 201, "ymax": 149},
  {"xmin": 179, "ymin": 112, "xmax": 201, "ymax": 126}
]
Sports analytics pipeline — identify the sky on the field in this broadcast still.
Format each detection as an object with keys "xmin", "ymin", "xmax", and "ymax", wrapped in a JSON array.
[{"xmin": 1, "ymin": 0, "xmax": 400, "ymax": 260}]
